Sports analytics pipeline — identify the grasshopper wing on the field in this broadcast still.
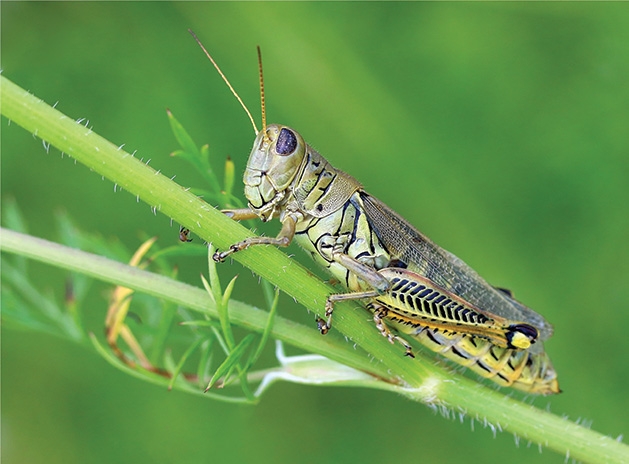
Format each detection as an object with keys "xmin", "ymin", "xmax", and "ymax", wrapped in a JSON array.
[{"xmin": 359, "ymin": 192, "xmax": 553, "ymax": 341}]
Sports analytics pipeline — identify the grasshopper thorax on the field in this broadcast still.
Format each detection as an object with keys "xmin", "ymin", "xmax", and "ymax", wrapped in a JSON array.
[{"xmin": 244, "ymin": 124, "xmax": 307, "ymax": 221}]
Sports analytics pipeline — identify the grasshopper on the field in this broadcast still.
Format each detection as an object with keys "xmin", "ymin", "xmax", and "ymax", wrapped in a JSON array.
[{"xmin": 191, "ymin": 32, "xmax": 560, "ymax": 395}]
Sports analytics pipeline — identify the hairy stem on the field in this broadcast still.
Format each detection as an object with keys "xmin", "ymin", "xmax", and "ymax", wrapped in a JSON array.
[{"xmin": 2, "ymin": 75, "xmax": 627, "ymax": 464}]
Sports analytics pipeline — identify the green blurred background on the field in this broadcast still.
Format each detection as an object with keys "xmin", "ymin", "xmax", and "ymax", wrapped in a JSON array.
[{"xmin": 3, "ymin": 3, "xmax": 629, "ymax": 463}]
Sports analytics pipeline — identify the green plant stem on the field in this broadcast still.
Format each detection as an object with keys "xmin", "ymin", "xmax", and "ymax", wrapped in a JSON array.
[
  {"xmin": 0, "ymin": 228, "xmax": 379, "ymax": 378},
  {"xmin": 2, "ymin": 75, "xmax": 627, "ymax": 464}
]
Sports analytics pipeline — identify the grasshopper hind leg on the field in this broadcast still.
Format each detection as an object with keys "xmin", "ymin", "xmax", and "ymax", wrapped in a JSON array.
[
  {"xmin": 317, "ymin": 297, "xmax": 415, "ymax": 358},
  {"xmin": 371, "ymin": 305, "xmax": 415, "ymax": 358},
  {"xmin": 318, "ymin": 285, "xmax": 382, "ymax": 335},
  {"xmin": 315, "ymin": 299, "xmax": 335, "ymax": 335}
]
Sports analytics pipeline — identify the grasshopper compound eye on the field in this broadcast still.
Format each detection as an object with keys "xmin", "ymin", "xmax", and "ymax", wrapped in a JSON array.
[{"xmin": 276, "ymin": 128, "xmax": 298, "ymax": 155}]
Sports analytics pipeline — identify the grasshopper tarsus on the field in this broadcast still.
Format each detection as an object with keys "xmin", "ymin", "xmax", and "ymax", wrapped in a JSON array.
[
  {"xmin": 179, "ymin": 226, "xmax": 192, "ymax": 242},
  {"xmin": 373, "ymin": 306, "xmax": 416, "ymax": 357},
  {"xmin": 316, "ymin": 317, "xmax": 330, "ymax": 335},
  {"xmin": 213, "ymin": 243, "xmax": 247, "ymax": 262},
  {"xmin": 318, "ymin": 299, "xmax": 336, "ymax": 334},
  {"xmin": 212, "ymin": 250, "xmax": 227, "ymax": 263}
]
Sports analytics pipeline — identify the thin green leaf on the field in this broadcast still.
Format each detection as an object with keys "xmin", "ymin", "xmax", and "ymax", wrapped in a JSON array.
[
  {"xmin": 200, "ymin": 144, "xmax": 211, "ymax": 163},
  {"xmin": 170, "ymin": 148, "xmax": 201, "ymax": 167},
  {"xmin": 196, "ymin": 338, "xmax": 215, "ymax": 389},
  {"xmin": 260, "ymin": 281, "xmax": 276, "ymax": 310},
  {"xmin": 2, "ymin": 260, "xmax": 83, "ymax": 341},
  {"xmin": 1, "ymin": 285, "xmax": 61, "ymax": 336},
  {"xmin": 167, "ymin": 111, "xmax": 221, "ymax": 190},
  {"xmin": 2, "ymin": 199, "xmax": 29, "ymax": 273},
  {"xmin": 169, "ymin": 149, "xmax": 186, "ymax": 158},
  {"xmin": 221, "ymin": 275, "xmax": 238, "ymax": 313},
  {"xmin": 2, "ymin": 198, "xmax": 29, "ymax": 235},
  {"xmin": 150, "ymin": 299, "xmax": 177, "ymax": 363},
  {"xmin": 199, "ymin": 273, "xmax": 216, "ymax": 306},
  {"xmin": 223, "ymin": 156, "xmax": 235, "ymax": 199},
  {"xmin": 90, "ymin": 334, "xmax": 250, "ymax": 403},
  {"xmin": 204, "ymin": 334, "xmax": 256, "ymax": 391},
  {"xmin": 207, "ymin": 245, "xmax": 236, "ymax": 349},
  {"xmin": 167, "ymin": 109, "xmax": 201, "ymax": 158},
  {"xmin": 168, "ymin": 337, "xmax": 204, "ymax": 391},
  {"xmin": 163, "ymin": 349, "xmax": 177, "ymax": 374},
  {"xmin": 247, "ymin": 288, "xmax": 280, "ymax": 370},
  {"xmin": 236, "ymin": 369, "xmax": 256, "ymax": 402},
  {"xmin": 209, "ymin": 325, "xmax": 230, "ymax": 358}
]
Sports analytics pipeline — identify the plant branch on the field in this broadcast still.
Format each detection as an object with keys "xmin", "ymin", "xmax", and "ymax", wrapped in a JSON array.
[{"xmin": 2, "ymin": 75, "xmax": 627, "ymax": 463}]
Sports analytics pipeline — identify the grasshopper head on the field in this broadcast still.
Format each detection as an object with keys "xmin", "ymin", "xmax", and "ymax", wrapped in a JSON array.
[{"xmin": 243, "ymin": 124, "xmax": 306, "ymax": 220}]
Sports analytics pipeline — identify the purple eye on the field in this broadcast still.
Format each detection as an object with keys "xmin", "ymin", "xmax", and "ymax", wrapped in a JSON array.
[{"xmin": 276, "ymin": 128, "xmax": 297, "ymax": 155}]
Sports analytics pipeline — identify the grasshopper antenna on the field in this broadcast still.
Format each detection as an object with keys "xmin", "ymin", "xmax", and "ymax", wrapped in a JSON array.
[
  {"xmin": 256, "ymin": 46, "xmax": 268, "ymax": 140},
  {"xmin": 188, "ymin": 29, "xmax": 259, "ymax": 135}
]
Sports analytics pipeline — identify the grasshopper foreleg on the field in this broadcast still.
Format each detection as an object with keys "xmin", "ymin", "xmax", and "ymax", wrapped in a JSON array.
[
  {"xmin": 213, "ymin": 213, "xmax": 298, "ymax": 262},
  {"xmin": 220, "ymin": 208, "xmax": 260, "ymax": 221}
]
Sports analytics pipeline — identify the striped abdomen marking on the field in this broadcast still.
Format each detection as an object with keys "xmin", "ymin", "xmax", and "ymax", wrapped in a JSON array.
[
  {"xmin": 410, "ymin": 325, "xmax": 559, "ymax": 395},
  {"xmin": 375, "ymin": 268, "xmax": 538, "ymax": 350}
]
